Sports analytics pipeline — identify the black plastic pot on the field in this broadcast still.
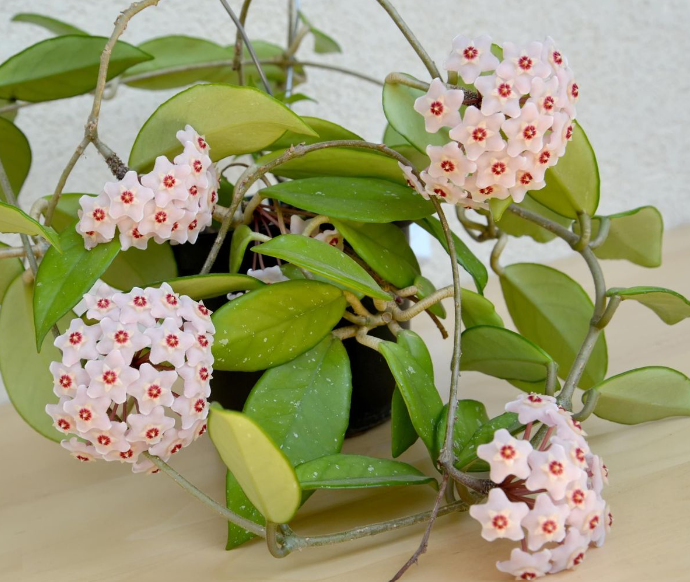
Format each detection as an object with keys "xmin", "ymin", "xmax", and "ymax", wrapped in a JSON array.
[{"xmin": 173, "ymin": 227, "xmax": 403, "ymax": 435}]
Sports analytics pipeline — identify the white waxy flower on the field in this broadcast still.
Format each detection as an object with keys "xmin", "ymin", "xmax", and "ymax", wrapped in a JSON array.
[
  {"xmin": 77, "ymin": 194, "xmax": 117, "ymax": 247},
  {"xmin": 526, "ymin": 444, "xmax": 584, "ymax": 500},
  {"xmin": 542, "ymin": 36, "xmax": 569, "ymax": 72},
  {"xmin": 148, "ymin": 428, "xmax": 186, "ymax": 462},
  {"xmin": 63, "ymin": 386, "xmax": 112, "ymax": 433},
  {"xmin": 551, "ymin": 436, "xmax": 590, "ymax": 470},
  {"xmin": 315, "ymin": 229, "xmax": 344, "ymax": 250},
  {"xmin": 528, "ymin": 76, "xmax": 562, "ymax": 116},
  {"xmin": 117, "ymin": 218, "xmax": 152, "ymax": 251},
  {"xmin": 83, "ymin": 282, "xmax": 119, "ymax": 321},
  {"xmin": 247, "ymin": 266, "xmax": 289, "ymax": 284},
  {"xmin": 505, "ymin": 393, "xmax": 559, "ymax": 425},
  {"xmin": 463, "ymin": 174, "xmax": 509, "ymax": 203},
  {"xmin": 474, "ymin": 74, "xmax": 522, "ymax": 118},
  {"xmin": 174, "ymin": 142, "xmax": 211, "ymax": 191},
  {"xmin": 477, "ymin": 428, "xmax": 534, "ymax": 483},
  {"xmin": 49, "ymin": 361, "xmax": 88, "ymax": 398},
  {"xmin": 398, "ymin": 163, "xmax": 426, "ymax": 197},
  {"xmin": 420, "ymin": 171, "xmax": 468, "ymax": 204},
  {"xmin": 545, "ymin": 406, "xmax": 588, "ymax": 443},
  {"xmin": 176, "ymin": 124, "xmax": 209, "ymax": 154},
  {"xmin": 96, "ymin": 318, "xmax": 150, "ymax": 363},
  {"xmin": 522, "ymin": 493, "xmax": 570, "ymax": 550},
  {"xmin": 557, "ymin": 68, "xmax": 579, "ymax": 118},
  {"xmin": 496, "ymin": 41, "xmax": 551, "ymax": 94},
  {"xmin": 523, "ymin": 150, "xmax": 557, "ymax": 182},
  {"xmin": 444, "ymin": 34, "xmax": 499, "ymax": 84},
  {"xmin": 144, "ymin": 317, "xmax": 196, "ymax": 369},
  {"xmin": 589, "ymin": 454, "xmax": 609, "ymax": 494},
  {"xmin": 178, "ymin": 418, "xmax": 208, "ymax": 443},
  {"xmin": 184, "ymin": 324, "xmax": 213, "ymax": 367},
  {"xmin": 137, "ymin": 200, "xmax": 186, "ymax": 240},
  {"xmin": 76, "ymin": 221, "xmax": 111, "ymax": 250},
  {"xmin": 549, "ymin": 528, "xmax": 589, "ymax": 573},
  {"xmin": 178, "ymin": 361, "xmax": 213, "ymax": 398},
  {"xmin": 127, "ymin": 362, "xmax": 177, "ymax": 414},
  {"xmin": 132, "ymin": 458, "xmax": 160, "ymax": 474},
  {"xmin": 54, "ymin": 319, "xmax": 102, "ymax": 367},
  {"xmin": 566, "ymin": 490, "xmax": 606, "ymax": 539},
  {"xmin": 103, "ymin": 170, "xmax": 155, "ymax": 222},
  {"xmin": 113, "ymin": 287, "xmax": 157, "ymax": 327},
  {"xmin": 126, "ymin": 406, "xmax": 176, "ymax": 445},
  {"xmin": 85, "ymin": 350, "xmax": 140, "ymax": 404},
  {"xmin": 104, "ymin": 441, "xmax": 147, "ymax": 464},
  {"xmin": 45, "ymin": 399, "xmax": 75, "ymax": 434},
  {"xmin": 564, "ymin": 475, "xmax": 594, "ymax": 511},
  {"xmin": 86, "ymin": 422, "xmax": 130, "ymax": 455},
  {"xmin": 141, "ymin": 156, "xmax": 192, "ymax": 207},
  {"xmin": 61, "ymin": 437, "xmax": 100, "ymax": 463},
  {"xmin": 496, "ymin": 548, "xmax": 552, "ymax": 580},
  {"xmin": 171, "ymin": 393, "xmax": 209, "ymax": 429},
  {"xmin": 475, "ymin": 150, "xmax": 526, "ymax": 189},
  {"xmin": 509, "ymin": 169, "xmax": 546, "ymax": 203},
  {"xmin": 469, "ymin": 488, "xmax": 529, "ymax": 542},
  {"xmin": 413, "ymin": 78, "xmax": 464, "ymax": 133},
  {"xmin": 547, "ymin": 112, "xmax": 574, "ymax": 157},
  {"xmin": 426, "ymin": 142, "xmax": 477, "ymax": 187},
  {"xmin": 502, "ymin": 103, "xmax": 554, "ymax": 157},
  {"xmin": 178, "ymin": 296, "xmax": 214, "ymax": 334},
  {"xmin": 448, "ymin": 106, "xmax": 505, "ymax": 161}
]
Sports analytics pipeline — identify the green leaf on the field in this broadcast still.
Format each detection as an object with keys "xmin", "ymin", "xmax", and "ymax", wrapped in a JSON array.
[
  {"xmin": 226, "ymin": 336, "xmax": 351, "ymax": 547},
  {"xmin": 460, "ymin": 325, "xmax": 554, "ymax": 391},
  {"xmin": 0, "ymin": 200, "xmax": 60, "ymax": 249},
  {"xmin": 496, "ymin": 195, "xmax": 573, "ymax": 243},
  {"xmin": 33, "ymin": 225, "xmax": 120, "ymax": 348},
  {"xmin": 156, "ymin": 273, "xmax": 264, "ymax": 300},
  {"xmin": 262, "ymin": 177, "xmax": 435, "ymax": 223},
  {"xmin": 380, "ymin": 340, "xmax": 443, "ymax": 454},
  {"xmin": 276, "ymin": 92, "xmax": 316, "ymax": 105},
  {"xmin": 455, "ymin": 412, "xmax": 521, "ymax": 471},
  {"xmin": 101, "ymin": 243, "xmax": 178, "ymax": 290},
  {"xmin": 296, "ymin": 454, "xmax": 435, "ymax": 490},
  {"xmin": 0, "ymin": 275, "xmax": 72, "ymax": 441},
  {"xmin": 0, "ymin": 117, "xmax": 31, "ymax": 202},
  {"xmin": 529, "ymin": 122, "xmax": 599, "ymax": 219},
  {"xmin": 391, "ymin": 388, "xmax": 418, "ymax": 457},
  {"xmin": 396, "ymin": 329, "xmax": 434, "ymax": 376},
  {"xmin": 211, "ymin": 280, "xmax": 346, "ymax": 371},
  {"xmin": 229, "ymin": 224, "xmax": 255, "ymax": 273},
  {"xmin": 257, "ymin": 147, "xmax": 406, "ymax": 184},
  {"xmin": 128, "ymin": 84, "xmax": 317, "ymax": 172},
  {"xmin": 489, "ymin": 198, "xmax": 512, "ymax": 221},
  {"xmin": 209, "ymin": 406, "xmax": 301, "ymax": 524},
  {"xmin": 267, "ymin": 116, "xmax": 362, "ymax": 150},
  {"xmin": 588, "ymin": 206, "xmax": 663, "ymax": 268},
  {"xmin": 391, "ymin": 144, "xmax": 431, "ymax": 172},
  {"xmin": 608, "ymin": 286, "xmax": 690, "ymax": 325},
  {"xmin": 382, "ymin": 73, "xmax": 449, "ymax": 154},
  {"xmin": 383, "ymin": 123, "xmax": 408, "ymax": 147},
  {"xmin": 11, "ymin": 13, "xmax": 86, "ymax": 36},
  {"xmin": 416, "ymin": 216, "xmax": 488, "ymax": 293},
  {"xmin": 122, "ymin": 36, "xmax": 236, "ymax": 90},
  {"xmin": 298, "ymin": 12, "xmax": 341, "ymax": 54},
  {"xmin": 434, "ymin": 400, "xmax": 489, "ymax": 463},
  {"xmin": 252, "ymin": 234, "xmax": 390, "ymax": 300},
  {"xmin": 0, "ymin": 243, "xmax": 23, "ymax": 302},
  {"xmin": 500, "ymin": 263, "xmax": 607, "ymax": 389},
  {"xmin": 0, "ymin": 36, "xmax": 152, "ymax": 102},
  {"xmin": 41, "ymin": 193, "xmax": 87, "ymax": 233},
  {"xmin": 331, "ymin": 219, "xmax": 420, "ymax": 288},
  {"xmin": 592, "ymin": 367, "xmax": 690, "ymax": 424},
  {"xmin": 413, "ymin": 275, "xmax": 446, "ymax": 319},
  {"xmin": 461, "ymin": 288, "xmax": 504, "ymax": 328}
]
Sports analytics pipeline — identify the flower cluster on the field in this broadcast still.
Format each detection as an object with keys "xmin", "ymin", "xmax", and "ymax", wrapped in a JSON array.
[
  {"xmin": 76, "ymin": 125, "xmax": 219, "ymax": 250},
  {"xmin": 401, "ymin": 35, "xmax": 577, "ymax": 205},
  {"xmin": 45, "ymin": 283, "xmax": 214, "ymax": 473},
  {"xmin": 469, "ymin": 393, "xmax": 610, "ymax": 580}
]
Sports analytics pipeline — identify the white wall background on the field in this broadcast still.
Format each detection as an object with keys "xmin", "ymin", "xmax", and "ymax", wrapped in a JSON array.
[{"xmin": 1, "ymin": 0, "xmax": 689, "ymax": 402}]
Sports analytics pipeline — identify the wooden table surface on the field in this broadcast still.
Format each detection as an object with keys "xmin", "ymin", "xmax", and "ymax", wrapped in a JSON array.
[{"xmin": 1, "ymin": 228, "xmax": 689, "ymax": 582}]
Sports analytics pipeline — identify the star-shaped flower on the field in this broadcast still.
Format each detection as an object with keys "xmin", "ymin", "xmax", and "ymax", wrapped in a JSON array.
[
  {"xmin": 526, "ymin": 444, "xmax": 584, "ymax": 500},
  {"xmin": 61, "ymin": 437, "xmax": 100, "ymax": 463},
  {"xmin": 420, "ymin": 172, "xmax": 468, "ymax": 204},
  {"xmin": 148, "ymin": 428, "xmax": 186, "ymax": 462},
  {"xmin": 137, "ymin": 200, "xmax": 185, "ymax": 240},
  {"xmin": 449, "ymin": 106, "xmax": 505, "ymax": 161},
  {"xmin": 83, "ymin": 282, "xmax": 119, "ymax": 321},
  {"xmin": 184, "ymin": 323, "xmax": 214, "ymax": 367},
  {"xmin": 463, "ymin": 175, "xmax": 509, "ymax": 203},
  {"xmin": 496, "ymin": 548, "xmax": 552, "ymax": 580},
  {"xmin": 528, "ymin": 76, "xmax": 562, "ymax": 116},
  {"xmin": 522, "ymin": 493, "xmax": 570, "ymax": 550},
  {"xmin": 502, "ymin": 103, "xmax": 554, "ymax": 157},
  {"xmin": 178, "ymin": 296, "xmax": 214, "ymax": 334},
  {"xmin": 171, "ymin": 393, "xmax": 209, "ymax": 429},
  {"xmin": 144, "ymin": 317, "xmax": 195, "ymax": 369},
  {"xmin": 96, "ymin": 318, "xmax": 150, "ymax": 363},
  {"xmin": 426, "ymin": 142, "xmax": 477, "ymax": 187},
  {"xmin": 474, "ymin": 74, "xmax": 522, "ymax": 118},
  {"xmin": 45, "ymin": 398, "xmax": 75, "ymax": 435},
  {"xmin": 566, "ymin": 490, "xmax": 606, "ymax": 539},
  {"xmin": 444, "ymin": 34, "xmax": 499, "ymax": 84},
  {"xmin": 505, "ymin": 393, "xmax": 558, "ymax": 425},
  {"xmin": 475, "ymin": 150, "xmax": 526, "ymax": 189},
  {"xmin": 86, "ymin": 422, "xmax": 130, "ymax": 455},
  {"xmin": 477, "ymin": 428, "xmax": 534, "ymax": 483},
  {"xmin": 469, "ymin": 487, "xmax": 529, "ymax": 542},
  {"xmin": 127, "ymin": 362, "xmax": 177, "ymax": 414},
  {"xmin": 49, "ymin": 361, "xmax": 88, "ymax": 398},
  {"xmin": 509, "ymin": 168, "xmax": 546, "ymax": 203},
  {"xmin": 413, "ymin": 78, "xmax": 464, "ymax": 133},
  {"xmin": 77, "ymin": 194, "xmax": 117, "ymax": 245},
  {"xmin": 113, "ymin": 287, "xmax": 158, "ymax": 327},
  {"xmin": 174, "ymin": 142, "xmax": 211, "ymax": 191},
  {"xmin": 117, "ymin": 218, "xmax": 152, "ymax": 251},
  {"xmin": 549, "ymin": 528, "xmax": 589, "ymax": 573},
  {"xmin": 126, "ymin": 405, "xmax": 175, "ymax": 446},
  {"xmin": 103, "ymin": 170, "xmax": 155, "ymax": 222},
  {"xmin": 85, "ymin": 350, "xmax": 140, "ymax": 404},
  {"xmin": 178, "ymin": 361, "xmax": 213, "ymax": 398},
  {"xmin": 496, "ymin": 41, "xmax": 551, "ymax": 94},
  {"xmin": 149, "ymin": 283, "xmax": 182, "ymax": 322},
  {"xmin": 63, "ymin": 386, "xmax": 112, "ymax": 433},
  {"xmin": 398, "ymin": 163, "xmax": 425, "ymax": 196},
  {"xmin": 141, "ymin": 156, "xmax": 192, "ymax": 207},
  {"xmin": 176, "ymin": 124, "xmax": 209, "ymax": 154},
  {"xmin": 54, "ymin": 319, "xmax": 102, "ymax": 367}
]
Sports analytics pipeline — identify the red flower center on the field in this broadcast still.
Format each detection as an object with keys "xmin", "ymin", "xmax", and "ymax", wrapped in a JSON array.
[
  {"xmin": 539, "ymin": 151, "xmax": 551, "ymax": 165},
  {"xmin": 527, "ymin": 394, "xmax": 542, "ymax": 403},
  {"xmin": 565, "ymin": 125, "xmax": 574, "ymax": 140},
  {"xmin": 523, "ymin": 125, "xmax": 537, "ymax": 140},
  {"xmin": 429, "ymin": 101, "xmax": 444, "ymax": 116},
  {"xmin": 198, "ymin": 304, "xmax": 209, "ymax": 316},
  {"xmin": 155, "ymin": 211, "xmax": 167, "ymax": 224},
  {"xmin": 97, "ymin": 434, "xmax": 112, "ymax": 446},
  {"xmin": 573, "ymin": 552, "xmax": 585, "ymax": 566},
  {"xmin": 69, "ymin": 331, "xmax": 83, "ymax": 346},
  {"xmin": 575, "ymin": 448, "xmax": 586, "ymax": 463},
  {"xmin": 518, "ymin": 55, "xmax": 533, "ymax": 71},
  {"xmin": 76, "ymin": 454, "xmax": 91, "ymax": 462},
  {"xmin": 549, "ymin": 460, "xmax": 564, "ymax": 476},
  {"xmin": 59, "ymin": 375, "xmax": 73, "ymax": 389},
  {"xmin": 102, "ymin": 370, "xmax": 117, "ymax": 385},
  {"xmin": 194, "ymin": 399, "xmax": 206, "ymax": 413},
  {"xmin": 500, "ymin": 445, "xmax": 516, "ymax": 460},
  {"xmin": 588, "ymin": 515, "xmax": 600, "ymax": 530},
  {"xmin": 57, "ymin": 418, "xmax": 71, "ymax": 431},
  {"xmin": 192, "ymin": 160, "xmax": 203, "ymax": 173},
  {"xmin": 543, "ymin": 96, "xmax": 555, "ymax": 110},
  {"xmin": 121, "ymin": 190, "xmax": 134, "ymax": 204},
  {"xmin": 492, "ymin": 515, "xmax": 509, "ymax": 530},
  {"xmin": 479, "ymin": 186, "xmax": 494, "ymax": 196},
  {"xmin": 472, "ymin": 127, "xmax": 487, "ymax": 142},
  {"xmin": 571, "ymin": 83, "xmax": 579, "ymax": 99},
  {"xmin": 162, "ymin": 174, "xmax": 176, "ymax": 189},
  {"xmin": 188, "ymin": 219, "xmax": 198, "ymax": 231},
  {"xmin": 433, "ymin": 187, "xmax": 447, "ymax": 198},
  {"xmin": 171, "ymin": 222, "xmax": 179, "ymax": 232},
  {"xmin": 198, "ymin": 424, "xmax": 207, "ymax": 436},
  {"xmin": 198, "ymin": 335, "xmax": 209, "ymax": 347},
  {"xmin": 491, "ymin": 162, "xmax": 506, "ymax": 176},
  {"xmin": 147, "ymin": 384, "xmax": 162, "ymax": 399},
  {"xmin": 463, "ymin": 46, "xmax": 478, "ymax": 60},
  {"xmin": 165, "ymin": 293, "xmax": 178, "ymax": 306},
  {"xmin": 97, "ymin": 298, "xmax": 110, "ymax": 310},
  {"xmin": 572, "ymin": 489, "xmax": 586, "ymax": 505},
  {"xmin": 197, "ymin": 137, "xmax": 207, "ymax": 150},
  {"xmin": 519, "ymin": 172, "xmax": 533, "ymax": 185},
  {"xmin": 541, "ymin": 519, "xmax": 557, "ymax": 534},
  {"xmin": 78, "ymin": 408, "xmax": 92, "ymax": 421},
  {"xmin": 497, "ymin": 82, "xmax": 512, "ymax": 98},
  {"xmin": 165, "ymin": 334, "xmax": 179, "ymax": 348},
  {"xmin": 440, "ymin": 160, "xmax": 455, "ymax": 173},
  {"xmin": 189, "ymin": 185, "xmax": 198, "ymax": 197},
  {"xmin": 145, "ymin": 428, "xmax": 160, "ymax": 440},
  {"xmin": 552, "ymin": 51, "xmax": 563, "ymax": 65},
  {"xmin": 114, "ymin": 330, "xmax": 129, "ymax": 344},
  {"xmin": 520, "ymin": 573, "xmax": 537, "ymax": 581},
  {"xmin": 171, "ymin": 443, "xmax": 183, "ymax": 454},
  {"xmin": 198, "ymin": 367, "xmax": 209, "ymax": 381},
  {"xmin": 120, "ymin": 449, "xmax": 134, "ymax": 460},
  {"xmin": 93, "ymin": 208, "xmax": 106, "ymax": 222},
  {"xmin": 132, "ymin": 228, "xmax": 143, "ymax": 239}
]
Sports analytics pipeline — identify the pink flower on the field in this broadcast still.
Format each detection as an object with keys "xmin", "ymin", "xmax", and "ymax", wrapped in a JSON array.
[
  {"xmin": 54, "ymin": 319, "xmax": 101, "ymax": 367},
  {"xmin": 127, "ymin": 363, "xmax": 177, "ymax": 414},
  {"xmin": 474, "ymin": 74, "xmax": 522, "ymax": 118},
  {"xmin": 413, "ymin": 78, "xmax": 464, "ymax": 133},
  {"xmin": 522, "ymin": 493, "xmax": 570, "ymax": 550},
  {"xmin": 61, "ymin": 437, "xmax": 100, "ymax": 463},
  {"xmin": 117, "ymin": 218, "xmax": 152, "ymax": 251},
  {"xmin": 49, "ymin": 361, "xmax": 88, "ymax": 398},
  {"xmin": 184, "ymin": 324, "xmax": 214, "ymax": 367},
  {"xmin": 463, "ymin": 175, "xmax": 509, "ymax": 203},
  {"xmin": 178, "ymin": 361, "xmax": 213, "ymax": 398},
  {"xmin": 526, "ymin": 444, "xmax": 584, "ymax": 500},
  {"xmin": 420, "ymin": 172, "xmax": 468, "ymax": 204},
  {"xmin": 149, "ymin": 283, "xmax": 182, "ymax": 322},
  {"xmin": 85, "ymin": 350, "xmax": 140, "ymax": 404},
  {"xmin": 96, "ymin": 318, "xmax": 150, "ymax": 363},
  {"xmin": 426, "ymin": 142, "xmax": 477, "ymax": 187},
  {"xmin": 496, "ymin": 548, "xmax": 552, "ymax": 580},
  {"xmin": 502, "ymin": 103, "xmax": 554, "ymax": 157},
  {"xmin": 475, "ymin": 151, "xmax": 526, "ymax": 189},
  {"xmin": 178, "ymin": 296, "xmax": 214, "ymax": 334},
  {"xmin": 174, "ymin": 142, "xmax": 211, "ymax": 191},
  {"xmin": 444, "ymin": 34, "xmax": 499, "ymax": 84},
  {"xmin": 477, "ymin": 428, "xmax": 534, "ymax": 483},
  {"xmin": 83, "ymin": 282, "xmax": 119, "ymax": 321},
  {"xmin": 176, "ymin": 124, "xmax": 209, "ymax": 154},
  {"xmin": 528, "ymin": 76, "xmax": 563, "ymax": 116},
  {"xmin": 113, "ymin": 287, "xmax": 158, "ymax": 327},
  {"xmin": 449, "ymin": 106, "xmax": 505, "ymax": 161},
  {"xmin": 398, "ymin": 162, "xmax": 425, "ymax": 196},
  {"xmin": 77, "ymin": 194, "xmax": 116, "ymax": 245},
  {"xmin": 86, "ymin": 422, "xmax": 130, "ymax": 455},
  {"xmin": 126, "ymin": 406, "xmax": 175, "ymax": 446},
  {"xmin": 171, "ymin": 393, "xmax": 209, "ymax": 429},
  {"xmin": 45, "ymin": 399, "xmax": 75, "ymax": 434},
  {"xmin": 137, "ymin": 200, "xmax": 185, "ymax": 240},
  {"xmin": 148, "ymin": 428, "xmax": 186, "ymax": 462},
  {"xmin": 496, "ymin": 41, "xmax": 551, "ymax": 94},
  {"xmin": 469, "ymin": 488, "xmax": 529, "ymax": 542},
  {"xmin": 509, "ymin": 169, "xmax": 546, "ymax": 203},
  {"xmin": 145, "ymin": 317, "xmax": 196, "ymax": 369},
  {"xmin": 549, "ymin": 528, "xmax": 589, "ymax": 573},
  {"xmin": 63, "ymin": 386, "xmax": 112, "ymax": 433},
  {"xmin": 103, "ymin": 170, "xmax": 154, "ymax": 222},
  {"xmin": 505, "ymin": 393, "xmax": 558, "ymax": 425},
  {"xmin": 141, "ymin": 156, "xmax": 192, "ymax": 207}
]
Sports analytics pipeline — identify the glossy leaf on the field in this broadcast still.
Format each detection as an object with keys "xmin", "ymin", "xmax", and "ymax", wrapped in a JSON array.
[
  {"xmin": 608, "ymin": 286, "xmax": 690, "ymax": 325},
  {"xmin": 391, "ymin": 144, "xmax": 430, "ymax": 172},
  {"xmin": 33, "ymin": 225, "xmax": 120, "ymax": 348},
  {"xmin": 460, "ymin": 325, "xmax": 553, "ymax": 390},
  {"xmin": 497, "ymin": 194, "xmax": 573, "ymax": 243},
  {"xmin": 593, "ymin": 367, "xmax": 690, "ymax": 424},
  {"xmin": 211, "ymin": 280, "xmax": 346, "ymax": 371},
  {"xmin": 461, "ymin": 288, "xmax": 504, "ymax": 328},
  {"xmin": 296, "ymin": 454, "xmax": 435, "ymax": 490},
  {"xmin": 0, "ymin": 201, "xmax": 60, "ymax": 249},
  {"xmin": 229, "ymin": 225, "xmax": 262, "ymax": 273},
  {"xmin": 589, "ymin": 206, "xmax": 663, "ymax": 268},
  {"xmin": 0, "ymin": 36, "xmax": 151, "ymax": 102},
  {"xmin": 156, "ymin": 273, "xmax": 264, "ymax": 300},
  {"xmin": 455, "ymin": 412, "xmax": 521, "ymax": 471},
  {"xmin": 226, "ymin": 336, "xmax": 351, "ymax": 548},
  {"xmin": 489, "ymin": 198, "xmax": 512, "ymax": 221},
  {"xmin": 501, "ymin": 263, "xmax": 607, "ymax": 389},
  {"xmin": 128, "ymin": 84, "xmax": 317, "ymax": 171},
  {"xmin": 267, "ymin": 116, "xmax": 361, "ymax": 150},
  {"xmin": 0, "ymin": 243, "xmax": 23, "ymax": 302},
  {"xmin": 209, "ymin": 406, "xmax": 301, "ymax": 524},
  {"xmin": 383, "ymin": 124, "xmax": 408, "ymax": 146},
  {"xmin": 331, "ymin": 219, "xmax": 420, "ymax": 288},
  {"xmin": 434, "ymin": 400, "xmax": 489, "ymax": 463},
  {"xmin": 530, "ymin": 122, "xmax": 599, "ymax": 218},
  {"xmin": 11, "ymin": 13, "xmax": 86, "ymax": 36},
  {"xmin": 413, "ymin": 275, "xmax": 446, "ymax": 319},
  {"xmin": 416, "ymin": 216, "xmax": 488, "ymax": 293},
  {"xmin": 380, "ymin": 340, "xmax": 443, "ymax": 454},
  {"xmin": 382, "ymin": 73, "xmax": 449, "ymax": 153},
  {"xmin": 122, "ymin": 36, "xmax": 235, "ymax": 90},
  {"xmin": 258, "ymin": 147, "xmax": 405, "ymax": 184},
  {"xmin": 262, "ymin": 177, "xmax": 435, "ymax": 223},
  {"xmin": 0, "ymin": 275, "xmax": 71, "ymax": 441},
  {"xmin": 252, "ymin": 234, "xmax": 390, "ymax": 300},
  {"xmin": 0, "ymin": 117, "xmax": 31, "ymax": 202}
]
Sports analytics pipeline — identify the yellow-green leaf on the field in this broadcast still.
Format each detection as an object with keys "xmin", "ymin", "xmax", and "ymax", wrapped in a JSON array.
[
  {"xmin": 0, "ymin": 200, "xmax": 60, "ymax": 249},
  {"xmin": 608, "ymin": 286, "xmax": 690, "ymax": 325},
  {"xmin": 0, "ymin": 117, "xmax": 31, "ymax": 202}
]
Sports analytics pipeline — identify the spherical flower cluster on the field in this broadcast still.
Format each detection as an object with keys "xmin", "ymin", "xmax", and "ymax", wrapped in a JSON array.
[
  {"xmin": 45, "ymin": 282, "xmax": 214, "ymax": 473},
  {"xmin": 76, "ymin": 125, "xmax": 219, "ymax": 250},
  {"xmin": 469, "ymin": 393, "xmax": 611, "ymax": 580},
  {"xmin": 400, "ymin": 35, "xmax": 577, "ymax": 205}
]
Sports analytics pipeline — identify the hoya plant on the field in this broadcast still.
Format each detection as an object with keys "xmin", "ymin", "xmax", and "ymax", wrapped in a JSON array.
[{"xmin": 1, "ymin": 1, "xmax": 688, "ymax": 580}]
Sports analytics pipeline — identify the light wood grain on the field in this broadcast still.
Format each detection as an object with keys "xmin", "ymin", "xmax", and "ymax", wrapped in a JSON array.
[{"xmin": 1, "ymin": 228, "xmax": 689, "ymax": 582}]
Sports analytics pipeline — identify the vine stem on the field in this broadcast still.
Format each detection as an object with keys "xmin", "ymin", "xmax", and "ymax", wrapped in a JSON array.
[
  {"xmin": 373, "ymin": 0, "xmax": 441, "ymax": 79},
  {"xmin": 231, "ymin": 0, "xmax": 254, "ymax": 84},
  {"xmin": 385, "ymin": 72, "xmax": 480, "ymax": 104}
]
